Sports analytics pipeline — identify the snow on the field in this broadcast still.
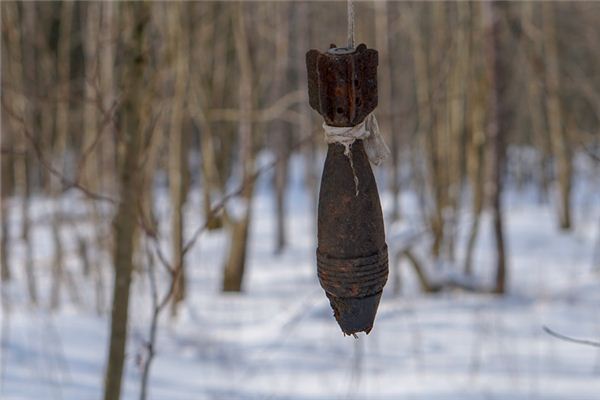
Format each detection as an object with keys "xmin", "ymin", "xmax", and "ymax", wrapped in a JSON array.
[{"xmin": 1, "ymin": 154, "xmax": 600, "ymax": 400}]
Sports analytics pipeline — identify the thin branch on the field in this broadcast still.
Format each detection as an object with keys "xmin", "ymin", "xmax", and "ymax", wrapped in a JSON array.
[
  {"xmin": 581, "ymin": 141, "xmax": 600, "ymax": 163},
  {"xmin": 543, "ymin": 326, "xmax": 600, "ymax": 348},
  {"xmin": 75, "ymin": 96, "xmax": 121, "ymax": 179},
  {"xmin": 138, "ymin": 239, "xmax": 179, "ymax": 400},
  {"xmin": 1, "ymin": 97, "xmax": 117, "ymax": 204}
]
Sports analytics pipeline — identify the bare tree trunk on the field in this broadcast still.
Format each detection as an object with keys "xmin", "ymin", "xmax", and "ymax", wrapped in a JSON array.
[
  {"xmin": 374, "ymin": 0, "xmax": 399, "ymax": 220},
  {"xmin": 21, "ymin": 3, "xmax": 39, "ymax": 305},
  {"xmin": 167, "ymin": 2, "xmax": 190, "ymax": 314},
  {"xmin": 222, "ymin": 4, "xmax": 255, "ymax": 292},
  {"xmin": 195, "ymin": 93, "xmax": 222, "ymax": 230},
  {"xmin": 389, "ymin": 5, "xmax": 404, "ymax": 223},
  {"xmin": 0, "ymin": 189, "xmax": 11, "ymax": 283},
  {"xmin": 82, "ymin": 2, "xmax": 107, "ymax": 314},
  {"xmin": 35, "ymin": 4, "xmax": 57, "ymax": 195},
  {"xmin": 89, "ymin": 1, "xmax": 117, "ymax": 316},
  {"xmin": 99, "ymin": 1, "xmax": 117, "ymax": 195},
  {"xmin": 444, "ymin": 2, "xmax": 470, "ymax": 263},
  {"xmin": 464, "ymin": 89, "xmax": 487, "ymax": 274},
  {"xmin": 521, "ymin": 2, "xmax": 552, "ymax": 202},
  {"xmin": 464, "ymin": 3, "xmax": 487, "ymax": 275},
  {"xmin": 0, "ymin": 29, "xmax": 13, "ymax": 281},
  {"xmin": 0, "ymin": 203, "xmax": 9, "ymax": 283},
  {"xmin": 429, "ymin": 2, "xmax": 449, "ymax": 260},
  {"xmin": 542, "ymin": 2, "xmax": 573, "ymax": 230},
  {"xmin": 484, "ymin": 1, "xmax": 508, "ymax": 294},
  {"xmin": 103, "ymin": 4, "xmax": 149, "ymax": 400},
  {"xmin": 138, "ymin": 246, "xmax": 159, "ymax": 400},
  {"xmin": 137, "ymin": 2, "xmax": 167, "ymax": 240},
  {"xmin": 295, "ymin": 2, "xmax": 318, "ymax": 233},
  {"xmin": 271, "ymin": 3, "xmax": 290, "ymax": 255},
  {"xmin": 82, "ymin": 2, "xmax": 100, "ymax": 191},
  {"xmin": 2, "ymin": 1, "xmax": 37, "ymax": 304},
  {"xmin": 197, "ymin": 4, "xmax": 226, "ymax": 231},
  {"xmin": 1, "ymin": 133, "xmax": 11, "ymax": 282},
  {"xmin": 198, "ymin": 113, "xmax": 223, "ymax": 229},
  {"xmin": 50, "ymin": 0, "xmax": 73, "ymax": 310},
  {"xmin": 405, "ymin": 5, "xmax": 443, "ymax": 258}
]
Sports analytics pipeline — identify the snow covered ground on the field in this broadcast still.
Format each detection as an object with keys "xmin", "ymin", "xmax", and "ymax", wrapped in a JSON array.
[{"xmin": 1, "ymin": 155, "xmax": 600, "ymax": 400}]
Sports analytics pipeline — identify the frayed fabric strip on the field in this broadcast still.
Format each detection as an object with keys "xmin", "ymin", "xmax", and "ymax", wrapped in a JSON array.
[
  {"xmin": 322, "ymin": 113, "xmax": 390, "ymax": 166},
  {"xmin": 322, "ymin": 113, "xmax": 390, "ymax": 195}
]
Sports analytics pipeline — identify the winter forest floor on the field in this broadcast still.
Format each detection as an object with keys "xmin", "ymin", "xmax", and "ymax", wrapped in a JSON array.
[{"xmin": 1, "ymin": 156, "xmax": 600, "ymax": 400}]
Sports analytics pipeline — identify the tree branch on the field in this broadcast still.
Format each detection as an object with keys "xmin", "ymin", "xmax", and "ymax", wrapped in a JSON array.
[
  {"xmin": 1, "ymin": 97, "xmax": 117, "ymax": 204},
  {"xmin": 543, "ymin": 326, "xmax": 600, "ymax": 348}
]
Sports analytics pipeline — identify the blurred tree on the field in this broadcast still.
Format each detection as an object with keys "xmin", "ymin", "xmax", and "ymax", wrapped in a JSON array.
[
  {"xmin": 222, "ymin": 3, "xmax": 255, "ymax": 292},
  {"xmin": 2, "ymin": 1, "xmax": 37, "ymax": 304},
  {"xmin": 270, "ymin": 2, "xmax": 291, "ymax": 255},
  {"xmin": 167, "ymin": 1, "xmax": 190, "ymax": 314},
  {"xmin": 543, "ymin": 2, "xmax": 573, "ymax": 230},
  {"xmin": 49, "ymin": 0, "xmax": 73, "ymax": 310},
  {"xmin": 464, "ymin": 2, "xmax": 489, "ymax": 276},
  {"xmin": 103, "ymin": 3, "xmax": 149, "ymax": 399},
  {"xmin": 485, "ymin": 1, "xmax": 508, "ymax": 294}
]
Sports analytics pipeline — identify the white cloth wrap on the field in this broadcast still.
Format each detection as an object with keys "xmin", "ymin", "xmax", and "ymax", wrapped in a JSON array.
[{"xmin": 322, "ymin": 113, "xmax": 390, "ymax": 166}]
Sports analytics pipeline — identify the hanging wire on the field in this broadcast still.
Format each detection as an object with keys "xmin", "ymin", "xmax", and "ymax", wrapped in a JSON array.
[{"xmin": 347, "ymin": 0, "xmax": 355, "ymax": 49}]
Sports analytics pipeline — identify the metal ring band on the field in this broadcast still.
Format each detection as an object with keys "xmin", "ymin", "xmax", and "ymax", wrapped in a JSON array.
[{"xmin": 316, "ymin": 245, "xmax": 388, "ymax": 298}]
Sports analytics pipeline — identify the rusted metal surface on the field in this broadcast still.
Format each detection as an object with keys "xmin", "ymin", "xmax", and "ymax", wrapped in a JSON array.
[
  {"xmin": 306, "ymin": 44, "xmax": 378, "ymax": 127},
  {"xmin": 306, "ymin": 44, "xmax": 388, "ymax": 335}
]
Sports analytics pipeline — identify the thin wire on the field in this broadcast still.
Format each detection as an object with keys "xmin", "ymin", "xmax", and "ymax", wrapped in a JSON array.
[{"xmin": 347, "ymin": 0, "xmax": 355, "ymax": 49}]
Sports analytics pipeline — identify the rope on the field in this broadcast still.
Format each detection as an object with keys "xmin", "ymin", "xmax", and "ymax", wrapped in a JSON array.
[
  {"xmin": 322, "ymin": 114, "xmax": 390, "ymax": 195},
  {"xmin": 347, "ymin": 0, "xmax": 355, "ymax": 49},
  {"xmin": 323, "ymin": 113, "xmax": 390, "ymax": 166}
]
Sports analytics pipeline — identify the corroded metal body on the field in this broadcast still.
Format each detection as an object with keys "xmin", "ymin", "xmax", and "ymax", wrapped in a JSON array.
[{"xmin": 306, "ymin": 44, "xmax": 388, "ymax": 335}]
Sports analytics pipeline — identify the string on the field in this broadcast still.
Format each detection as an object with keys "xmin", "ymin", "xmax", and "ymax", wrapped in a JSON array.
[
  {"xmin": 322, "ymin": 113, "xmax": 391, "ymax": 196},
  {"xmin": 347, "ymin": 0, "xmax": 355, "ymax": 49}
]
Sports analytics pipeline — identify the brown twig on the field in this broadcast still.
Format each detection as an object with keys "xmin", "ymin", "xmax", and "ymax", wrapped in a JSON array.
[
  {"xmin": 1, "ymin": 97, "xmax": 117, "ymax": 204},
  {"xmin": 138, "ymin": 239, "xmax": 180, "ymax": 400},
  {"xmin": 543, "ymin": 326, "xmax": 600, "ymax": 348},
  {"xmin": 75, "ymin": 96, "xmax": 121, "ymax": 180}
]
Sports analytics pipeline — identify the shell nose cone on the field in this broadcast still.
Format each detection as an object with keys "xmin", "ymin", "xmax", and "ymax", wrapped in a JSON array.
[{"xmin": 326, "ymin": 291, "xmax": 383, "ymax": 335}]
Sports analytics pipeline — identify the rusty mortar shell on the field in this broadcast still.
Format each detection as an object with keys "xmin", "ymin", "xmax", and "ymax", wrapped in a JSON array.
[{"xmin": 306, "ymin": 44, "xmax": 388, "ymax": 335}]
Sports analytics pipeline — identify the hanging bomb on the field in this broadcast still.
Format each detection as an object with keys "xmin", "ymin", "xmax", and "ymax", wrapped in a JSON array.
[{"xmin": 306, "ymin": 44, "xmax": 388, "ymax": 335}]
